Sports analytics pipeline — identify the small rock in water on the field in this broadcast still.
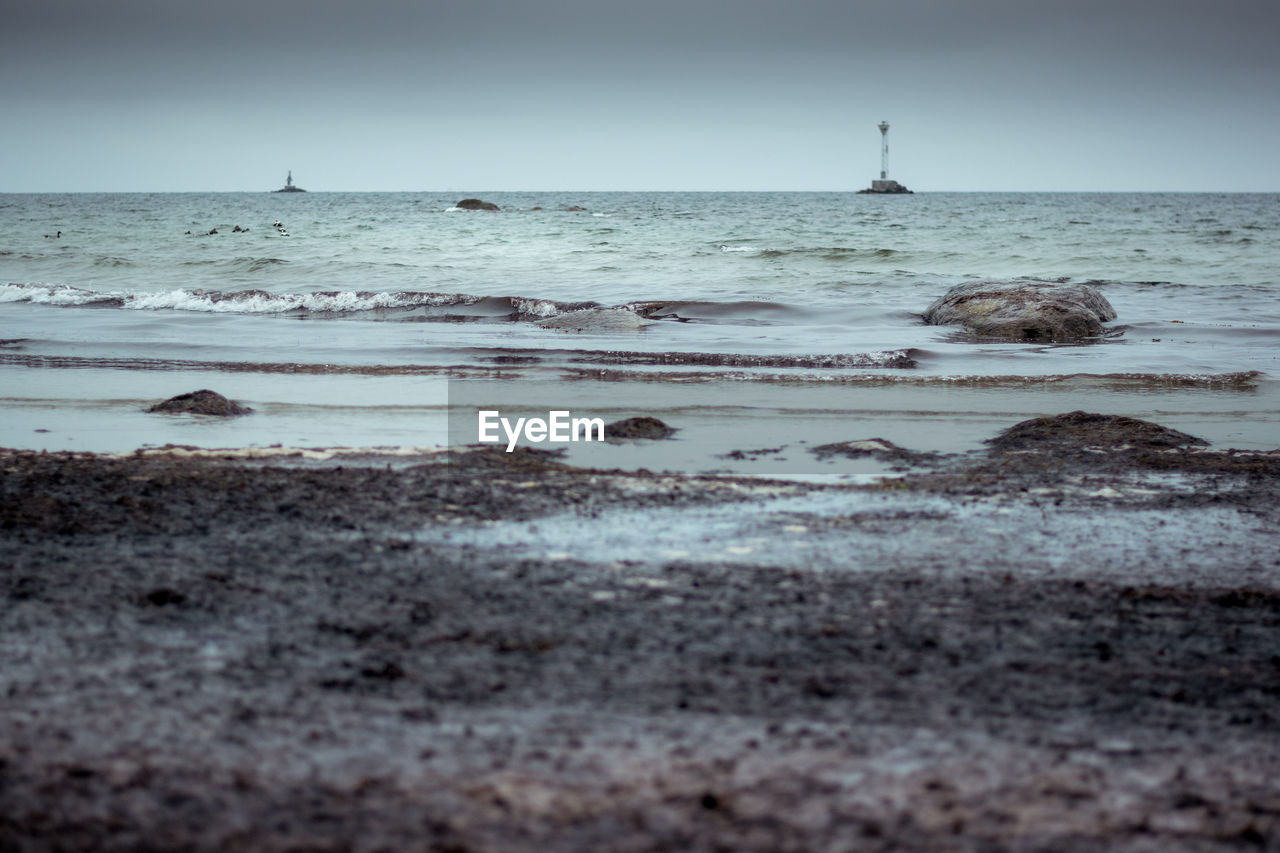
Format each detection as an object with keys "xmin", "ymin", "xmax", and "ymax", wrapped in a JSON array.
[
  {"xmin": 148, "ymin": 389, "xmax": 253, "ymax": 416},
  {"xmin": 922, "ymin": 280, "xmax": 1116, "ymax": 340},
  {"xmin": 455, "ymin": 198, "xmax": 500, "ymax": 211},
  {"xmin": 603, "ymin": 416, "xmax": 676, "ymax": 440},
  {"xmin": 987, "ymin": 411, "xmax": 1207, "ymax": 453},
  {"xmin": 812, "ymin": 438, "xmax": 899, "ymax": 457},
  {"xmin": 811, "ymin": 437, "xmax": 941, "ymax": 468}
]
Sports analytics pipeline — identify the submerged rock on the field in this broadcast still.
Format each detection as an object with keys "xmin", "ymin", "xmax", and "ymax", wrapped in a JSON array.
[
  {"xmin": 987, "ymin": 411, "xmax": 1207, "ymax": 453},
  {"xmin": 603, "ymin": 416, "xmax": 676, "ymax": 440},
  {"xmin": 455, "ymin": 198, "xmax": 500, "ymax": 211},
  {"xmin": 148, "ymin": 389, "xmax": 253, "ymax": 417},
  {"xmin": 811, "ymin": 437, "xmax": 941, "ymax": 468},
  {"xmin": 537, "ymin": 308, "xmax": 648, "ymax": 332},
  {"xmin": 922, "ymin": 280, "xmax": 1116, "ymax": 340}
]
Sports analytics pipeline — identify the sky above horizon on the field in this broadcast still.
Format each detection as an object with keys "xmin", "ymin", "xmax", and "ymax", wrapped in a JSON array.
[{"xmin": 2, "ymin": 0, "xmax": 1278, "ymax": 193}]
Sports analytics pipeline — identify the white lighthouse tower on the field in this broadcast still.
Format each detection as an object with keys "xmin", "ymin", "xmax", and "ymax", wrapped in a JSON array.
[
  {"xmin": 879, "ymin": 120, "xmax": 890, "ymax": 180},
  {"xmin": 861, "ymin": 120, "xmax": 911, "ymax": 194}
]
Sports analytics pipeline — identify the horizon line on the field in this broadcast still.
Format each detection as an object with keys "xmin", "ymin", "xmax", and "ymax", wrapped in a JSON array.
[{"xmin": 3, "ymin": 188, "xmax": 1278, "ymax": 195}]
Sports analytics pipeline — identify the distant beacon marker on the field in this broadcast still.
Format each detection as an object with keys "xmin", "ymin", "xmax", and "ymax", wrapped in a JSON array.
[
  {"xmin": 879, "ymin": 120, "xmax": 889, "ymax": 179},
  {"xmin": 274, "ymin": 170, "xmax": 306, "ymax": 193},
  {"xmin": 858, "ymin": 121, "xmax": 912, "ymax": 194}
]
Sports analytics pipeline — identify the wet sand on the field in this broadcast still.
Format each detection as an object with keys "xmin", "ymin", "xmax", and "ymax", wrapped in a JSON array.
[{"xmin": 2, "ymin": 416, "xmax": 1280, "ymax": 851}]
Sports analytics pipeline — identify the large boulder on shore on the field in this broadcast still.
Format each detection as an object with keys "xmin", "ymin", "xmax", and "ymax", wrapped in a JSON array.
[
  {"xmin": 923, "ymin": 281, "xmax": 1116, "ymax": 340},
  {"xmin": 148, "ymin": 389, "xmax": 252, "ymax": 416},
  {"xmin": 455, "ymin": 198, "xmax": 499, "ymax": 211}
]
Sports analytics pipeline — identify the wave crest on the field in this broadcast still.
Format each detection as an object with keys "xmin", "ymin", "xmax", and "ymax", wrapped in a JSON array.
[
  {"xmin": 1, "ymin": 282, "xmax": 481, "ymax": 314},
  {"xmin": 2, "ymin": 283, "xmax": 811, "ymax": 326}
]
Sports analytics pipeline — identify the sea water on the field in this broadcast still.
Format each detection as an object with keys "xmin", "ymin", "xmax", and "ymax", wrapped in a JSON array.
[{"xmin": 2, "ymin": 191, "xmax": 1278, "ymax": 472}]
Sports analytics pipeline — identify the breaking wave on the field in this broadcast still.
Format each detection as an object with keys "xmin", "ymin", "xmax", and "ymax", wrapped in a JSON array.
[
  {"xmin": 0, "ymin": 282, "xmax": 567, "ymax": 317},
  {"xmin": 0, "ymin": 283, "xmax": 818, "ymax": 326},
  {"xmin": 0, "ymin": 347, "xmax": 926, "ymax": 375}
]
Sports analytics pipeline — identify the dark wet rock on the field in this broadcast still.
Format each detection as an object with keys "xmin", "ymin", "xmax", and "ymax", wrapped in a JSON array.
[
  {"xmin": 987, "ymin": 411, "xmax": 1208, "ymax": 454},
  {"xmin": 456, "ymin": 198, "xmax": 500, "ymax": 211},
  {"xmin": 147, "ymin": 389, "xmax": 253, "ymax": 416},
  {"xmin": 565, "ymin": 205, "xmax": 587, "ymax": 212},
  {"xmin": 922, "ymin": 280, "xmax": 1117, "ymax": 340},
  {"xmin": 603, "ymin": 416, "xmax": 676, "ymax": 440},
  {"xmin": 721, "ymin": 446, "xmax": 787, "ymax": 461},
  {"xmin": 143, "ymin": 587, "xmax": 187, "ymax": 607},
  {"xmin": 811, "ymin": 437, "xmax": 942, "ymax": 468}
]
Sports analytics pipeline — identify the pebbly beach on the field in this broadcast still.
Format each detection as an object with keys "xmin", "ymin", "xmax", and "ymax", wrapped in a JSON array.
[{"xmin": 3, "ymin": 407, "xmax": 1279, "ymax": 851}]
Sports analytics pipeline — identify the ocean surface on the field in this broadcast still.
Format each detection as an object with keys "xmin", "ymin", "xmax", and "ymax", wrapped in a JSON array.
[{"xmin": 3, "ymin": 191, "xmax": 1278, "ymax": 474}]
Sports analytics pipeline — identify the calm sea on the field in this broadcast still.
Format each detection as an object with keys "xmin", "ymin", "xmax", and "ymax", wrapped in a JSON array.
[{"xmin": 2, "ymin": 191, "xmax": 1277, "ymax": 469}]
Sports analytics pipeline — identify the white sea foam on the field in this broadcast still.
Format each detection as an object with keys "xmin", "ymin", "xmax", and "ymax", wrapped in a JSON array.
[
  {"xmin": 0, "ymin": 283, "xmax": 474, "ymax": 314},
  {"xmin": 0, "ymin": 283, "xmax": 112, "ymax": 305},
  {"xmin": 537, "ymin": 307, "xmax": 648, "ymax": 331},
  {"xmin": 510, "ymin": 297, "xmax": 563, "ymax": 318},
  {"xmin": 125, "ymin": 288, "xmax": 434, "ymax": 314}
]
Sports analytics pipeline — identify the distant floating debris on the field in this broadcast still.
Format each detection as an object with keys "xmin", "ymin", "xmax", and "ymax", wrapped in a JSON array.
[
  {"xmin": 858, "ymin": 121, "xmax": 913, "ymax": 194},
  {"xmin": 273, "ymin": 171, "xmax": 306, "ymax": 193}
]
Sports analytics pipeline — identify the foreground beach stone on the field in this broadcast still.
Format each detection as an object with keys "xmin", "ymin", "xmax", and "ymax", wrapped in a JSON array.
[
  {"xmin": 147, "ymin": 389, "xmax": 252, "ymax": 416},
  {"xmin": 923, "ymin": 280, "xmax": 1117, "ymax": 340}
]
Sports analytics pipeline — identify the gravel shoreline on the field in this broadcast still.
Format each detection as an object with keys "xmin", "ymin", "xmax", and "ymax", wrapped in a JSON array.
[{"xmin": 3, "ymin": 415, "xmax": 1279, "ymax": 851}]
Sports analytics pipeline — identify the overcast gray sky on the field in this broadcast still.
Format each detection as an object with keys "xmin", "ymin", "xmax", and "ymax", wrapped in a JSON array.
[{"xmin": 2, "ymin": 0, "xmax": 1277, "ymax": 192}]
